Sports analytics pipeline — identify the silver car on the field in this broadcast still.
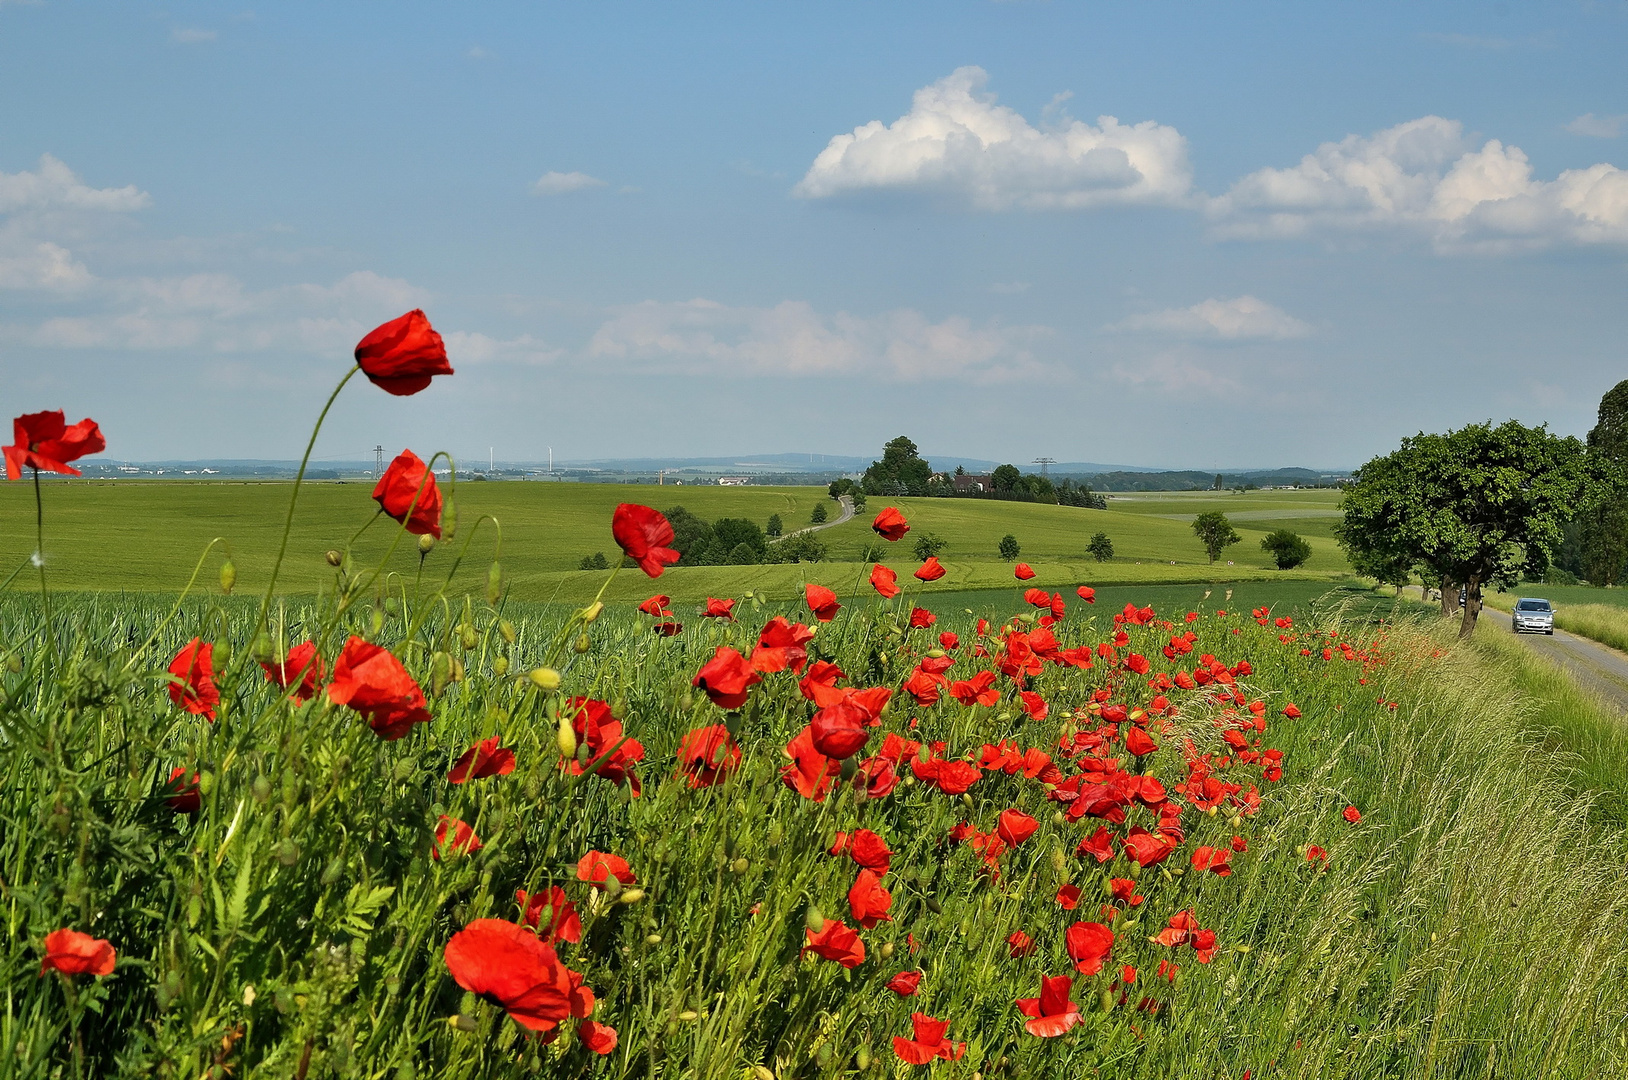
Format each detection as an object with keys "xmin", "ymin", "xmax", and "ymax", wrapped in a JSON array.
[{"xmin": 1512, "ymin": 597, "xmax": 1554, "ymax": 635}]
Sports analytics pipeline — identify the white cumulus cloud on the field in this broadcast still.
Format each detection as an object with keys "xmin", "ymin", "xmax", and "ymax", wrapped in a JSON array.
[
  {"xmin": 0, "ymin": 154, "xmax": 150, "ymax": 214},
  {"xmin": 1109, "ymin": 296, "xmax": 1311, "ymax": 340},
  {"xmin": 586, "ymin": 298, "xmax": 1048, "ymax": 382},
  {"xmin": 532, "ymin": 171, "xmax": 607, "ymax": 196},
  {"xmin": 1208, "ymin": 116, "xmax": 1628, "ymax": 248},
  {"xmin": 794, "ymin": 66, "xmax": 1192, "ymax": 210}
]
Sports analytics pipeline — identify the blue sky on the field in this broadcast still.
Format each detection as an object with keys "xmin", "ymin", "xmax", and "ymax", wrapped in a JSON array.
[{"xmin": 2, "ymin": 1, "xmax": 1625, "ymax": 470}]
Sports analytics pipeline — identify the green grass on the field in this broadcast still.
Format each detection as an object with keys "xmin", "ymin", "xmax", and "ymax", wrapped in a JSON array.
[
  {"xmin": 1481, "ymin": 592, "xmax": 1628, "ymax": 652},
  {"xmin": 1485, "ymin": 582, "xmax": 1628, "ymax": 612},
  {"xmin": 3, "ymin": 574, "xmax": 1626, "ymax": 1078},
  {"xmin": 0, "ymin": 481, "xmax": 1354, "ymax": 605}
]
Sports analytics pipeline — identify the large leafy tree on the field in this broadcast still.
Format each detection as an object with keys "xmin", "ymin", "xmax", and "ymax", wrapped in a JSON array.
[
  {"xmin": 1335, "ymin": 420, "xmax": 1587, "ymax": 638},
  {"xmin": 1191, "ymin": 512, "xmax": 1240, "ymax": 563},
  {"xmin": 862, "ymin": 436, "xmax": 933, "ymax": 497},
  {"xmin": 1578, "ymin": 380, "xmax": 1628, "ymax": 585}
]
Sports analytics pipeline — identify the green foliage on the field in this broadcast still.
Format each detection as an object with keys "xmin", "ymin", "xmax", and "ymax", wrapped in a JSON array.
[
  {"xmin": 1336, "ymin": 420, "xmax": 1588, "ymax": 636},
  {"xmin": 765, "ymin": 513, "xmax": 783, "ymax": 538},
  {"xmin": 998, "ymin": 534, "xmax": 1020, "ymax": 560},
  {"xmin": 861, "ymin": 436, "xmax": 932, "ymax": 497},
  {"xmin": 578, "ymin": 551, "xmax": 609, "ymax": 571},
  {"xmin": 912, "ymin": 531, "xmax": 948, "ymax": 561},
  {"xmin": 990, "ymin": 464, "xmax": 1022, "ymax": 492},
  {"xmin": 1088, "ymin": 532, "xmax": 1115, "ymax": 562},
  {"xmin": 712, "ymin": 518, "xmax": 767, "ymax": 561},
  {"xmin": 1055, "ymin": 479, "xmax": 1107, "ymax": 509},
  {"xmin": 809, "ymin": 502, "xmax": 827, "ymax": 525},
  {"xmin": 1260, "ymin": 529, "xmax": 1313, "ymax": 570},
  {"xmin": 849, "ymin": 491, "xmax": 866, "ymax": 513},
  {"xmin": 662, "ymin": 505, "xmax": 716, "ymax": 564},
  {"xmin": 766, "ymin": 530, "xmax": 827, "ymax": 563},
  {"xmin": 1191, "ymin": 511, "xmax": 1241, "ymax": 563},
  {"xmin": 827, "ymin": 478, "xmax": 856, "ymax": 497}
]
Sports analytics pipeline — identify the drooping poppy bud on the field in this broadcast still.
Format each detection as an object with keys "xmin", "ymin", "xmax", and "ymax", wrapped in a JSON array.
[{"xmin": 219, "ymin": 557, "xmax": 236, "ymax": 595}]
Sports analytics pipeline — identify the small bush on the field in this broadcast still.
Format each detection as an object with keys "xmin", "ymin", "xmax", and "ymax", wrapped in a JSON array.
[
  {"xmin": 765, "ymin": 513, "xmax": 782, "ymax": 538},
  {"xmin": 1088, "ymin": 532, "xmax": 1114, "ymax": 562},
  {"xmin": 579, "ymin": 551, "xmax": 609, "ymax": 570},
  {"xmin": 912, "ymin": 531, "xmax": 948, "ymax": 561},
  {"xmin": 999, "ymin": 534, "xmax": 1020, "ymax": 560},
  {"xmin": 1260, "ymin": 529, "xmax": 1312, "ymax": 570},
  {"xmin": 810, "ymin": 503, "xmax": 827, "ymax": 525}
]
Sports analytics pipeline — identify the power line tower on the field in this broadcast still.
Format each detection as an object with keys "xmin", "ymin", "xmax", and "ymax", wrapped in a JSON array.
[
  {"xmin": 373, "ymin": 445, "xmax": 385, "ymax": 478},
  {"xmin": 1032, "ymin": 457, "xmax": 1056, "ymax": 477}
]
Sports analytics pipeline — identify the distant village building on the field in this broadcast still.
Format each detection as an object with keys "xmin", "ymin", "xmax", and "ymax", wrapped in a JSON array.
[
  {"xmin": 952, "ymin": 472, "xmax": 993, "ymax": 493},
  {"xmin": 717, "ymin": 476, "xmax": 750, "ymax": 486}
]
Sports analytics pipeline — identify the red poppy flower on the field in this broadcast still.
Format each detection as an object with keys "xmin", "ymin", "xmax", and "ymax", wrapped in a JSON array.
[
  {"xmin": 638, "ymin": 594, "xmax": 672, "ymax": 617},
  {"xmin": 939, "ymin": 631, "xmax": 959, "ymax": 649},
  {"xmin": 802, "ymin": 919, "xmax": 865, "ymax": 967},
  {"xmin": 516, "ymin": 886, "xmax": 583, "ymax": 944},
  {"xmin": 1017, "ymin": 974, "xmax": 1082, "ymax": 1038},
  {"xmin": 5, "ymin": 410, "xmax": 106, "ymax": 481},
  {"xmin": 354, "ymin": 309, "xmax": 453, "ymax": 396},
  {"xmin": 576, "ymin": 851, "xmax": 636, "ymax": 888},
  {"xmin": 1055, "ymin": 883, "xmax": 1082, "ymax": 910},
  {"xmin": 1306, "ymin": 845, "xmax": 1329, "ymax": 865},
  {"xmin": 951, "ymin": 669, "xmax": 1000, "ymax": 707},
  {"xmin": 810, "ymin": 701, "xmax": 870, "ymax": 760},
  {"xmin": 1019, "ymin": 690, "xmax": 1048, "ymax": 721},
  {"xmin": 996, "ymin": 809, "xmax": 1039, "ymax": 847},
  {"xmin": 612, "ymin": 504, "xmax": 680, "ymax": 578},
  {"xmin": 261, "ymin": 641, "xmax": 324, "ymax": 704},
  {"xmin": 841, "ymin": 828, "xmax": 892, "ymax": 873},
  {"xmin": 703, "ymin": 597, "xmax": 736, "ymax": 620},
  {"xmin": 163, "ymin": 767, "xmax": 201, "ymax": 814},
  {"xmin": 1109, "ymin": 877, "xmax": 1144, "ymax": 906},
  {"xmin": 1023, "ymin": 588, "xmax": 1049, "ymax": 608},
  {"xmin": 886, "ymin": 970, "xmax": 922, "ymax": 997},
  {"xmin": 799, "ymin": 660, "xmax": 847, "ymax": 706},
  {"xmin": 167, "ymin": 639, "xmax": 219, "ymax": 721},
  {"xmin": 442, "ymin": 919, "xmax": 592, "ymax": 1033},
  {"xmin": 902, "ymin": 668, "xmax": 942, "ymax": 706},
  {"xmin": 845, "ymin": 685, "xmax": 893, "ymax": 725},
  {"xmin": 563, "ymin": 697, "xmax": 644, "ymax": 795},
  {"xmin": 1065, "ymin": 921, "xmax": 1114, "ymax": 975},
  {"xmin": 853, "ymin": 755, "xmax": 898, "ymax": 800},
  {"xmin": 1190, "ymin": 846, "xmax": 1233, "ymax": 876},
  {"xmin": 449, "ymin": 736, "xmax": 517, "ymax": 784},
  {"xmin": 327, "ymin": 636, "xmax": 433, "ymax": 740},
  {"xmin": 692, "ymin": 647, "xmax": 761, "ymax": 709},
  {"xmin": 872, "ymin": 507, "xmax": 910, "ymax": 541},
  {"xmin": 1343, "ymin": 805, "xmax": 1362, "ymax": 824},
  {"xmin": 1153, "ymin": 910, "xmax": 1217, "ymax": 962},
  {"xmin": 1124, "ymin": 727, "xmax": 1158, "ymax": 757},
  {"xmin": 1013, "ymin": 563, "xmax": 1035, "ymax": 580},
  {"xmin": 805, "ymin": 583, "xmax": 841, "ymax": 622},
  {"xmin": 751, "ymin": 617, "xmax": 817, "ymax": 674},
  {"xmin": 1077, "ymin": 586, "xmax": 1096, "ymax": 603},
  {"xmin": 1008, "ymin": 930, "xmax": 1036, "ymax": 957},
  {"xmin": 848, "ymin": 868, "xmax": 893, "ymax": 928},
  {"xmin": 652, "ymin": 619, "xmax": 683, "ymax": 636},
  {"xmin": 675, "ymin": 724, "xmax": 741, "ymax": 788},
  {"xmin": 780, "ymin": 726, "xmax": 839, "ymax": 801},
  {"xmin": 908, "ymin": 606, "xmax": 936, "ymax": 629},
  {"xmin": 578, "ymin": 1020, "xmax": 617, "ymax": 1055},
  {"xmin": 1231, "ymin": 835, "xmax": 1248, "ymax": 852},
  {"xmin": 433, "ymin": 816, "xmax": 482, "ymax": 860},
  {"xmin": 869, "ymin": 563, "xmax": 901, "ymax": 599},
  {"xmin": 1122, "ymin": 827, "xmax": 1177, "ymax": 868},
  {"xmin": 1283, "ymin": 703, "xmax": 1302, "ymax": 719},
  {"xmin": 893, "ymin": 1012, "xmax": 965, "ymax": 1064},
  {"xmin": 39, "ymin": 929, "xmax": 115, "ymax": 977},
  {"xmin": 914, "ymin": 557, "xmax": 946, "ymax": 582},
  {"xmin": 372, "ymin": 449, "xmax": 443, "ymax": 538}
]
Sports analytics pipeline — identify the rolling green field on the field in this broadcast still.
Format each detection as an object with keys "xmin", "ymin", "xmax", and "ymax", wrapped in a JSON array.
[{"xmin": 0, "ymin": 481, "xmax": 1353, "ymax": 605}]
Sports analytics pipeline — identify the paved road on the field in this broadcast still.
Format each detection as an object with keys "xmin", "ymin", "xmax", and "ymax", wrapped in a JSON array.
[
  {"xmin": 1504, "ymin": 612, "xmax": 1628, "ymax": 714},
  {"xmin": 780, "ymin": 495, "xmax": 855, "ymax": 539}
]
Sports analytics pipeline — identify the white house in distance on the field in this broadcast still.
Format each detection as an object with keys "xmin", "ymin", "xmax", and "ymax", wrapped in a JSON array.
[{"xmin": 717, "ymin": 476, "xmax": 750, "ymax": 486}]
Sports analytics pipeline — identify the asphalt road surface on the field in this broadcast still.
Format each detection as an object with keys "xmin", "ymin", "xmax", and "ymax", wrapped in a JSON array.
[
  {"xmin": 783, "ymin": 495, "xmax": 854, "ymax": 538},
  {"xmin": 1505, "ymin": 612, "xmax": 1628, "ymax": 714}
]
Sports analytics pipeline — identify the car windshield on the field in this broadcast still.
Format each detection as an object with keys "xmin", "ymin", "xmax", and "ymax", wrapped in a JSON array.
[{"xmin": 1515, "ymin": 600, "xmax": 1551, "ymax": 612}]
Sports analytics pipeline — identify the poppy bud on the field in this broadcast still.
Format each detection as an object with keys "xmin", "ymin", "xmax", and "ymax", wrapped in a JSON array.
[
  {"xmin": 752, "ymin": 1068, "xmax": 775, "ymax": 1080},
  {"xmin": 817, "ymin": 1042, "xmax": 834, "ymax": 1068},
  {"xmin": 499, "ymin": 619, "xmax": 516, "ymax": 644},
  {"xmin": 219, "ymin": 558, "xmax": 236, "ymax": 595},
  {"xmin": 213, "ymin": 638, "xmax": 232, "ymax": 667},
  {"xmin": 528, "ymin": 667, "xmax": 561, "ymax": 691},
  {"xmin": 646, "ymin": 933, "xmax": 663, "ymax": 945},
  {"xmin": 556, "ymin": 715, "xmax": 578, "ymax": 761},
  {"xmin": 442, "ymin": 497, "xmax": 457, "ymax": 541},
  {"xmin": 925, "ymin": 896, "xmax": 942, "ymax": 914},
  {"xmin": 582, "ymin": 601, "xmax": 605, "ymax": 624},
  {"xmin": 325, "ymin": 550, "xmax": 342, "ymax": 567},
  {"xmin": 960, "ymin": 793, "xmax": 973, "ymax": 807},
  {"xmin": 857, "ymin": 1047, "xmax": 872, "ymax": 1070},
  {"xmin": 197, "ymin": 770, "xmax": 215, "ymax": 797},
  {"xmin": 431, "ymin": 652, "xmax": 451, "ymax": 696},
  {"xmin": 1099, "ymin": 987, "xmax": 1115, "ymax": 1013},
  {"xmin": 926, "ymin": 647, "xmax": 946, "ymax": 659},
  {"xmin": 880, "ymin": 942, "xmax": 894, "ymax": 959},
  {"xmin": 486, "ymin": 562, "xmax": 503, "ymax": 605},
  {"xmin": 459, "ymin": 625, "xmax": 478, "ymax": 651},
  {"xmin": 492, "ymin": 656, "xmax": 509, "ymax": 676},
  {"xmin": 1051, "ymin": 811, "xmax": 1066, "ymax": 827},
  {"xmin": 418, "ymin": 533, "xmax": 436, "ymax": 555},
  {"xmin": 680, "ymin": 693, "xmax": 695, "ymax": 711},
  {"xmin": 5, "ymin": 653, "xmax": 20, "ymax": 673},
  {"xmin": 575, "ymin": 743, "xmax": 590, "ymax": 766},
  {"xmin": 805, "ymin": 903, "xmax": 825, "ymax": 934},
  {"xmin": 1050, "ymin": 850, "xmax": 1067, "ymax": 874},
  {"xmin": 252, "ymin": 775, "xmax": 272, "ymax": 802},
  {"xmin": 321, "ymin": 856, "xmax": 344, "ymax": 885},
  {"xmin": 449, "ymin": 1014, "xmax": 478, "ymax": 1033},
  {"xmin": 766, "ymin": 821, "xmax": 783, "ymax": 848},
  {"xmin": 371, "ymin": 609, "xmax": 386, "ymax": 635},
  {"xmin": 1228, "ymin": 815, "xmax": 1242, "ymax": 829},
  {"xmin": 603, "ymin": 874, "xmax": 624, "ymax": 901},
  {"xmin": 840, "ymin": 755, "xmax": 858, "ymax": 782},
  {"xmin": 618, "ymin": 888, "xmax": 646, "ymax": 904},
  {"xmin": 574, "ymin": 634, "xmax": 591, "ymax": 654},
  {"xmin": 277, "ymin": 839, "xmax": 300, "ymax": 866},
  {"xmin": 731, "ymin": 858, "xmax": 749, "ymax": 874}
]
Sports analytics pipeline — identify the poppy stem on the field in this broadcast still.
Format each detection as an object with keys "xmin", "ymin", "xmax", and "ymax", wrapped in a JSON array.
[
  {"xmin": 31, "ymin": 467, "xmax": 51, "ymax": 651},
  {"xmin": 244, "ymin": 365, "xmax": 360, "ymax": 670}
]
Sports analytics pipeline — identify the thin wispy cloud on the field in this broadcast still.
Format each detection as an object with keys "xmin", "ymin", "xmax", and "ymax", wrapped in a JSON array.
[
  {"xmin": 1108, "ymin": 296, "xmax": 1311, "ymax": 340},
  {"xmin": 532, "ymin": 171, "xmax": 608, "ymax": 196},
  {"xmin": 1566, "ymin": 112, "xmax": 1626, "ymax": 138}
]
